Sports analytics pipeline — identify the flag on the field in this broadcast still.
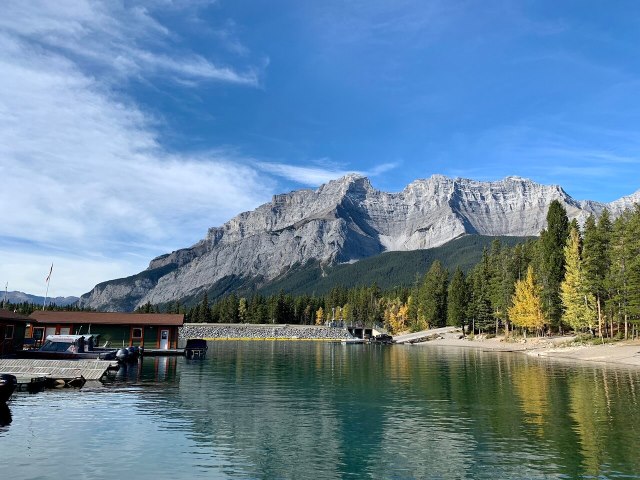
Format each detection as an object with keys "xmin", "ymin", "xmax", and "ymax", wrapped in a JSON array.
[{"xmin": 45, "ymin": 263, "xmax": 53, "ymax": 283}]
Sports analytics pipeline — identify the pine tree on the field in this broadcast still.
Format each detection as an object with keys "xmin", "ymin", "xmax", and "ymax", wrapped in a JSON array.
[
  {"xmin": 467, "ymin": 256, "xmax": 493, "ymax": 333},
  {"xmin": 538, "ymin": 200, "xmax": 569, "ymax": 330},
  {"xmin": 447, "ymin": 267, "xmax": 468, "ymax": 332},
  {"xmin": 508, "ymin": 265, "xmax": 545, "ymax": 335},
  {"xmin": 583, "ymin": 210, "xmax": 612, "ymax": 337},
  {"xmin": 418, "ymin": 260, "xmax": 448, "ymax": 328},
  {"xmin": 202, "ymin": 292, "xmax": 213, "ymax": 323},
  {"xmin": 560, "ymin": 224, "xmax": 594, "ymax": 332}
]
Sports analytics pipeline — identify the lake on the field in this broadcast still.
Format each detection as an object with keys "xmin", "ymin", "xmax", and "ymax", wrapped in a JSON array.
[{"xmin": 1, "ymin": 341, "xmax": 640, "ymax": 479}]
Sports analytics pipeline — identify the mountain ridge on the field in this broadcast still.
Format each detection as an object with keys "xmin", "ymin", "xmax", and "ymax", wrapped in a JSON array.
[{"xmin": 81, "ymin": 174, "xmax": 640, "ymax": 311}]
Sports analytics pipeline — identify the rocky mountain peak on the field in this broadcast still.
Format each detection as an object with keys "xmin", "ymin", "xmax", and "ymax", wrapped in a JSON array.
[{"xmin": 82, "ymin": 174, "xmax": 639, "ymax": 311}]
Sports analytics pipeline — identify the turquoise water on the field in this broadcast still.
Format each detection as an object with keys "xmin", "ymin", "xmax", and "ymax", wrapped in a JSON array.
[{"xmin": 2, "ymin": 342, "xmax": 640, "ymax": 479}]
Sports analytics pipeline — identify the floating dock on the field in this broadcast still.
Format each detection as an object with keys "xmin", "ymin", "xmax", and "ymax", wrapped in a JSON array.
[{"xmin": 0, "ymin": 359, "xmax": 117, "ymax": 390}]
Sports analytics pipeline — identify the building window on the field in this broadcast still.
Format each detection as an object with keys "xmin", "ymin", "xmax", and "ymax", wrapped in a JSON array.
[
  {"xmin": 5, "ymin": 325, "xmax": 14, "ymax": 339},
  {"xmin": 132, "ymin": 327, "xmax": 143, "ymax": 340}
]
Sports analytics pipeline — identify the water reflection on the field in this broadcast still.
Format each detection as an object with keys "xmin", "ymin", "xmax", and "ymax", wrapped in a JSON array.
[
  {"xmin": 119, "ymin": 344, "xmax": 640, "ymax": 479},
  {"xmin": 106, "ymin": 356, "xmax": 179, "ymax": 385},
  {"xmin": 0, "ymin": 403, "xmax": 11, "ymax": 430},
  {"xmin": 2, "ymin": 343, "xmax": 640, "ymax": 479}
]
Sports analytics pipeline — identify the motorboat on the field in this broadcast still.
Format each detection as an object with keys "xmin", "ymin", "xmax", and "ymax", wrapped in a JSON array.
[
  {"xmin": 185, "ymin": 339, "xmax": 207, "ymax": 359},
  {"xmin": 18, "ymin": 335, "xmax": 117, "ymax": 360}
]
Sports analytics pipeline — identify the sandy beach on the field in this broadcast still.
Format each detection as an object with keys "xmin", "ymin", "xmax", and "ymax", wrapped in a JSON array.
[{"xmin": 397, "ymin": 327, "xmax": 640, "ymax": 368}]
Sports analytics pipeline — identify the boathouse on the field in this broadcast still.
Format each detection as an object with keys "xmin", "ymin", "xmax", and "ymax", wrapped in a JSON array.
[
  {"xmin": 28, "ymin": 311, "xmax": 184, "ymax": 349},
  {"xmin": 0, "ymin": 309, "xmax": 29, "ymax": 356}
]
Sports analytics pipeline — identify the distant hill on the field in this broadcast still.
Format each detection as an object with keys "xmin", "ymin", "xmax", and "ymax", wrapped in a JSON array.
[
  {"xmin": 166, "ymin": 234, "xmax": 532, "ymax": 307},
  {"xmin": 254, "ymin": 234, "xmax": 532, "ymax": 297},
  {"xmin": 2, "ymin": 291, "xmax": 79, "ymax": 307}
]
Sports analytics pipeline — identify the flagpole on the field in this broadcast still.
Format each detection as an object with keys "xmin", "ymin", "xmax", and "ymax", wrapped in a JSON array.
[
  {"xmin": 43, "ymin": 263, "xmax": 53, "ymax": 311},
  {"xmin": 2, "ymin": 282, "xmax": 7, "ymax": 309}
]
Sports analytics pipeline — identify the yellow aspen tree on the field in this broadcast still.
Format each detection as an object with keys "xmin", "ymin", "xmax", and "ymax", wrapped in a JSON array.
[
  {"xmin": 315, "ymin": 307, "xmax": 324, "ymax": 325},
  {"xmin": 341, "ymin": 303, "xmax": 352, "ymax": 323},
  {"xmin": 397, "ymin": 303, "xmax": 409, "ymax": 332},
  {"xmin": 561, "ymin": 225, "xmax": 595, "ymax": 332},
  {"xmin": 508, "ymin": 265, "xmax": 546, "ymax": 335}
]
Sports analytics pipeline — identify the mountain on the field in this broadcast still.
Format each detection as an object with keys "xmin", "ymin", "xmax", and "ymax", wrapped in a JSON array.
[
  {"xmin": 81, "ymin": 174, "xmax": 640, "ymax": 311},
  {"xmin": 2, "ymin": 291, "xmax": 79, "ymax": 307}
]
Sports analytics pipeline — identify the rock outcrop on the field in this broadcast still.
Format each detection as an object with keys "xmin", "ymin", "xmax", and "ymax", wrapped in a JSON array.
[{"xmin": 81, "ymin": 174, "xmax": 639, "ymax": 311}]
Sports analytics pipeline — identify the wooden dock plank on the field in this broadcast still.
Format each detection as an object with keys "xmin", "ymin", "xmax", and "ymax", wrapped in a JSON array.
[{"xmin": 0, "ymin": 359, "xmax": 116, "ymax": 381}]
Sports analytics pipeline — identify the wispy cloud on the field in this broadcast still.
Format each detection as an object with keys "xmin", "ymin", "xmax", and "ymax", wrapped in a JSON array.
[
  {"xmin": 0, "ymin": 1, "xmax": 271, "ymax": 296},
  {"xmin": 256, "ymin": 162, "xmax": 353, "ymax": 186},
  {"xmin": 451, "ymin": 120, "xmax": 640, "ymax": 201},
  {"xmin": 0, "ymin": 0, "xmax": 262, "ymax": 86},
  {"xmin": 256, "ymin": 161, "xmax": 400, "ymax": 186}
]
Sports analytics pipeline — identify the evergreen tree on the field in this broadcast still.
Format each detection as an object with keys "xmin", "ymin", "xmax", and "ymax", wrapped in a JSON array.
[
  {"xmin": 418, "ymin": 260, "xmax": 448, "ymax": 328},
  {"xmin": 202, "ymin": 292, "xmax": 213, "ymax": 323},
  {"xmin": 538, "ymin": 200, "xmax": 569, "ymax": 330},
  {"xmin": 447, "ymin": 267, "xmax": 468, "ymax": 332},
  {"xmin": 583, "ymin": 211, "xmax": 611, "ymax": 337},
  {"xmin": 467, "ymin": 255, "xmax": 493, "ymax": 333}
]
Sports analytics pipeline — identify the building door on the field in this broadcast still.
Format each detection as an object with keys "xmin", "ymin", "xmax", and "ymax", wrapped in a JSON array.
[
  {"xmin": 159, "ymin": 329, "xmax": 169, "ymax": 350},
  {"xmin": 33, "ymin": 327, "xmax": 45, "ymax": 347}
]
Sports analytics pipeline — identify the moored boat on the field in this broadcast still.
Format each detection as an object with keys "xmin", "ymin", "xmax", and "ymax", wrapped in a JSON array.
[
  {"xmin": 17, "ymin": 335, "xmax": 118, "ymax": 361},
  {"xmin": 185, "ymin": 339, "xmax": 207, "ymax": 359}
]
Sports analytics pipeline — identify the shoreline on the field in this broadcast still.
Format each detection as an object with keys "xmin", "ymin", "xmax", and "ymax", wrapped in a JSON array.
[{"xmin": 405, "ymin": 327, "xmax": 640, "ymax": 368}]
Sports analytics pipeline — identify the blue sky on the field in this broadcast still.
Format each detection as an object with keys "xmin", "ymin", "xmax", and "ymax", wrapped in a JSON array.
[{"xmin": 2, "ymin": 0, "xmax": 640, "ymax": 297}]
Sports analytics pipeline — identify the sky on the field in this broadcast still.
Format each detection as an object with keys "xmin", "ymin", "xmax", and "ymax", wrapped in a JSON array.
[{"xmin": 2, "ymin": 0, "xmax": 640, "ymax": 298}]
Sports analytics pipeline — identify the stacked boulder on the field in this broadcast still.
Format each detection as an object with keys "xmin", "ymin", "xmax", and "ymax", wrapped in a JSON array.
[{"xmin": 179, "ymin": 323, "xmax": 353, "ymax": 341}]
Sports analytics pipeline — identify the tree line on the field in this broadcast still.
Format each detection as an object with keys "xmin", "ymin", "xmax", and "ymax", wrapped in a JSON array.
[
  {"xmin": 174, "ymin": 200, "xmax": 640, "ymax": 339},
  {"xmin": 7, "ymin": 200, "xmax": 637, "ymax": 340}
]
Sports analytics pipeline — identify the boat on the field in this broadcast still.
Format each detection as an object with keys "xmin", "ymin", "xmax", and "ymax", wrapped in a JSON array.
[
  {"xmin": 185, "ymin": 339, "xmax": 208, "ymax": 359},
  {"xmin": 0, "ymin": 374, "xmax": 17, "ymax": 403},
  {"xmin": 17, "ymin": 335, "xmax": 118, "ymax": 361}
]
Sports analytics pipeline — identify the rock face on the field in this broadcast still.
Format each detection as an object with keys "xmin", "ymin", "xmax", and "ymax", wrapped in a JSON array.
[{"xmin": 82, "ymin": 174, "xmax": 640, "ymax": 311}]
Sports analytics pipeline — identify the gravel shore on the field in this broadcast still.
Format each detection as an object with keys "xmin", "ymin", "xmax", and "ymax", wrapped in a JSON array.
[{"xmin": 404, "ymin": 327, "xmax": 640, "ymax": 368}]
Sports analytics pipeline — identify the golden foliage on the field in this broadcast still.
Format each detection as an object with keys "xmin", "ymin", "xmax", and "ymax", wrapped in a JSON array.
[{"xmin": 508, "ymin": 265, "xmax": 545, "ymax": 332}]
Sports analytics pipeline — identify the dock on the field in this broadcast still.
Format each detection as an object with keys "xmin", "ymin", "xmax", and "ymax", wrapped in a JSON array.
[
  {"xmin": 143, "ymin": 348, "xmax": 185, "ymax": 356},
  {"xmin": 0, "ymin": 359, "xmax": 117, "ymax": 390}
]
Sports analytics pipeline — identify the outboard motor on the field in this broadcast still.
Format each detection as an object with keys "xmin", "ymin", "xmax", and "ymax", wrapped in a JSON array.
[
  {"xmin": 127, "ymin": 346, "xmax": 140, "ymax": 362},
  {"xmin": 116, "ymin": 348, "xmax": 129, "ymax": 363}
]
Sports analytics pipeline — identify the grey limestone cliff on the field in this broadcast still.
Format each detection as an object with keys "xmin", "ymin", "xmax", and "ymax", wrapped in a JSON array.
[{"xmin": 81, "ymin": 174, "xmax": 640, "ymax": 311}]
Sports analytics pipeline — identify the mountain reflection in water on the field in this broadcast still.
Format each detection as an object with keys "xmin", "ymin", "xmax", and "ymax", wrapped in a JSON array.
[{"xmin": 1, "ymin": 342, "xmax": 639, "ymax": 479}]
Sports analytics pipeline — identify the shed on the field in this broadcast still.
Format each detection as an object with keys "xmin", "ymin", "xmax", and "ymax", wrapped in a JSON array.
[
  {"xmin": 28, "ymin": 311, "xmax": 184, "ymax": 350},
  {"xmin": 0, "ymin": 309, "xmax": 29, "ymax": 356}
]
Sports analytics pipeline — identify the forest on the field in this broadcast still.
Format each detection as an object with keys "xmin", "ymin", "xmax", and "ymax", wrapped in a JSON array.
[
  {"xmin": 162, "ymin": 200, "xmax": 640, "ymax": 339},
  {"xmin": 7, "ymin": 200, "xmax": 640, "ymax": 340}
]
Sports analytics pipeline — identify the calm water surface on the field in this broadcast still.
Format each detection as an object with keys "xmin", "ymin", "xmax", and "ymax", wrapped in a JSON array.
[{"xmin": 1, "ymin": 342, "xmax": 640, "ymax": 479}]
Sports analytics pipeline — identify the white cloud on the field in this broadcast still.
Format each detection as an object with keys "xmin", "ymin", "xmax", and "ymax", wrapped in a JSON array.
[
  {"xmin": 256, "ymin": 161, "xmax": 400, "ymax": 186},
  {"xmin": 0, "ymin": 250, "xmax": 137, "ymax": 302},
  {"xmin": 0, "ymin": 0, "xmax": 261, "ymax": 86},
  {"xmin": 0, "ymin": 2, "xmax": 272, "ymax": 296},
  {"xmin": 256, "ymin": 163, "xmax": 355, "ymax": 186}
]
